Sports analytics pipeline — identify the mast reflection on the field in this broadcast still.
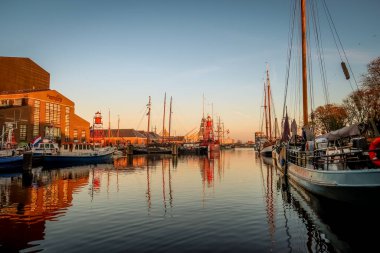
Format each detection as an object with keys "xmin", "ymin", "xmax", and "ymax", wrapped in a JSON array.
[{"xmin": 259, "ymin": 156, "xmax": 275, "ymax": 243}]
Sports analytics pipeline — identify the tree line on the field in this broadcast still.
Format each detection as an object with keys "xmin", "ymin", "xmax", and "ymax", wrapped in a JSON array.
[{"xmin": 312, "ymin": 56, "xmax": 380, "ymax": 134}]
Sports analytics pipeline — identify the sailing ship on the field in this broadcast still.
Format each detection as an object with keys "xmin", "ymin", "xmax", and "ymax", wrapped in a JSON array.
[
  {"xmin": 134, "ymin": 96, "xmax": 172, "ymax": 155},
  {"xmin": 199, "ymin": 115, "xmax": 220, "ymax": 154},
  {"xmin": 282, "ymin": 0, "xmax": 380, "ymax": 205},
  {"xmin": 257, "ymin": 66, "xmax": 278, "ymax": 157}
]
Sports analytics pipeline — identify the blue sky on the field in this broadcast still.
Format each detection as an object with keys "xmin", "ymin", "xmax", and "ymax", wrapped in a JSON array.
[{"xmin": 1, "ymin": 0, "xmax": 379, "ymax": 141}]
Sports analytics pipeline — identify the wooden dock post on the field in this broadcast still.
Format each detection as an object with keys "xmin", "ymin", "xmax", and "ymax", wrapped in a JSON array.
[
  {"xmin": 22, "ymin": 152, "xmax": 33, "ymax": 171},
  {"xmin": 172, "ymin": 144, "xmax": 178, "ymax": 156},
  {"xmin": 127, "ymin": 145, "xmax": 134, "ymax": 155}
]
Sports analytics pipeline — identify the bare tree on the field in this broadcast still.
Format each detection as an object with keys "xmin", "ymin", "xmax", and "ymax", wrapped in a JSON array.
[{"xmin": 343, "ymin": 56, "xmax": 380, "ymax": 123}]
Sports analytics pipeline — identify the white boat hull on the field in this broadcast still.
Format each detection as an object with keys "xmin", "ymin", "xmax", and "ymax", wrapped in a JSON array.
[
  {"xmin": 287, "ymin": 162, "xmax": 380, "ymax": 205},
  {"xmin": 260, "ymin": 145, "xmax": 273, "ymax": 157}
]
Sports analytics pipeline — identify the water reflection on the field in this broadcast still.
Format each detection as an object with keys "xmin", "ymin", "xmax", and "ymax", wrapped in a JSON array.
[
  {"xmin": 259, "ymin": 155, "xmax": 275, "ymax": 244},
  {"xmin": 259, "ymin": 154, "xmax": 343, "ymax": 252},
  {"xmin": 0, "ymin": 166, "xmax": 92, "ymax": 252},
  {"xmin": 2, "ymin": 151, "xmax": 378, "ymax": 252},
  {"xmin": 278, "ymin": 166, "xmax": 380, "ymax": 252}
]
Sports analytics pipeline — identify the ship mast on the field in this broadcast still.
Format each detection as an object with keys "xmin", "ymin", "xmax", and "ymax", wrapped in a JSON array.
[
  {"xmin": 301, "ymin": 0, "xmax": 308, "ymax": 125},
  {"xmin": 266, "ymin": 66, "xmax": 272, "ymax": 141},
  {"xmin": 264, "ymin": 82, "xmax": 268, "ymax": 138},
  {"xmin": 168, "ymin": 96, "xmax": 172, "ymax": 142},
  {"xmin": 108, "ymin": 109, "xmax": 111, "ymax": 140},
  {"xmin": 147, "ymin": 96, "xmax": 151, "ymax": 145},
  {"xmin": 202, "ymin": 93, "xmax": 205, "ymax": 119},
  {"xmin": 162, "ymin": 92, "xmax": 166, "ymax": 143}
]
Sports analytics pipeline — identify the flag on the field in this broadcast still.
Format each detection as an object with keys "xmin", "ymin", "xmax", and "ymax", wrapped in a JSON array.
[{"xmin": 31, "ymin": 136, "xmax": 42, "ymax": 146}]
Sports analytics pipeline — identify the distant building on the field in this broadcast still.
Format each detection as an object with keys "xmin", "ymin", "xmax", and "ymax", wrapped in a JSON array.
[
  {"xmin": 98, "ymin": 129, "xmax": 185, "ymax": 145},
  {"xmin": 0, "ymin": 57, "xmax": 90, "ymax": 145},
  {"xmin": 97, "ymin": 129, "xmax": 147, "ymax": 145}
]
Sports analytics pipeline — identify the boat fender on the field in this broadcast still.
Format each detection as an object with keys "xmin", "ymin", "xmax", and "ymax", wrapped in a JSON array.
[{"xmin": 369, "ymin": 138, "xmax": 380, "ymax": 167}]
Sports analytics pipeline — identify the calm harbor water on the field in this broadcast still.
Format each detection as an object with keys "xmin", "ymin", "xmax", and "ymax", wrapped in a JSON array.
[{"xmin": 1, "ymin": 148, "xmax": 379, "ymax": 252}]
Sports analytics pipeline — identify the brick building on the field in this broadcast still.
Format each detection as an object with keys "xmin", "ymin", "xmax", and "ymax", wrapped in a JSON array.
[{"xmin": 0, "ymin": 57, "xmax": 90, "ymax": 145}]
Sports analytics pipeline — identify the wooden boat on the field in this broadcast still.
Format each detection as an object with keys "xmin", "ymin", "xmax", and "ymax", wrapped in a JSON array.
[
  {"xmin": 260, "ymin": 143, "xmax": 273, "ymax": 157},
  {"xmin": 283, "ymin": 0, "xmax": 380, "ymax": 205},
  {"xmin": 257, "ymin": 66, "xmax": 279, "ymax": 157}
]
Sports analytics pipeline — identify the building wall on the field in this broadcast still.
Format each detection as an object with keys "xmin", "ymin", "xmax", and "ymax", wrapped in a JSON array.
[
  {"xmin": 103, "ymin": 137, "xmax": 146, "ymax": 145},
  {"xmin": 0, "ymin": 57, "xmax": 50, "ymax": 93},
  {"xmin": 72, "ymin": 114, "xmax": 90, "ymax": 143},
  {"xmin": 0, "ymin": 106, "xmax": 31, "ymax": 144},
  {"xmin": 0, "ymin": 90, "xmax": 90, "ymax": 145}
]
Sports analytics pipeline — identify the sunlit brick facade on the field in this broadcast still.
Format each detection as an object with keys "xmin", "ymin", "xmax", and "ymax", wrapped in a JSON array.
[{"xmin": 0, "ymin": 57, "xmax": 90, "ymax": 144}]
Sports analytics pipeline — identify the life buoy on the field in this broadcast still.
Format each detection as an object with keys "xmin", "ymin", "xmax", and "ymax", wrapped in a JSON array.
[{"xmin": 369, "ymin": 137, "xmax": 380, "ymax": 167}]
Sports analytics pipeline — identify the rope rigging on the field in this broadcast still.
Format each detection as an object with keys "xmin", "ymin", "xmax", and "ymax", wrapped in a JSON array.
[
  {"xmin": 321, "ymin": 0, "xmax": 360, "ymax": 91},
  {"xmin": 283, "ymin": 0, "xmax": 360, "ymax": 130}
]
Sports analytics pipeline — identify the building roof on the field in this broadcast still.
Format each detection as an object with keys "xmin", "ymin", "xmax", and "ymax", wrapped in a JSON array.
[
  {"xmin": 101, "ymin": 129, "xmax": 147, "ymax": 138},
  {"xmin": 137, "ymin": 131, "xmax": 161, "ymax": 140}
]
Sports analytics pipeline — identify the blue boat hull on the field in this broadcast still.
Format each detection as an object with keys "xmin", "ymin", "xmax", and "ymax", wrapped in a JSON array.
[
  {"xmin": 42, "ymin": 152, "xmax": 113, "ymax": 168},
  {"xmin": 0, "ymin": 156, "xmax": 24, "ymax": 173}
]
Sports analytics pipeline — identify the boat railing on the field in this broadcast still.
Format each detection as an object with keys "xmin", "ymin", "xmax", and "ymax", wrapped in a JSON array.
[
  {"xmin": 286, "ymin": 145, "xmax": 378, "ymax": 170},
  {"xmin": 287, "ymin": 149, "xmax": 314, "ymax": 168},
  {"xmin": 314, "ymin": 144, "xmax": 377, "ymax": 170}
]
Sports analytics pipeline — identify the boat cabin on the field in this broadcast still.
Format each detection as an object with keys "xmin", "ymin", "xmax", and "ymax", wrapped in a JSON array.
[{"xmin": 32, "ymin": 140, "xmax": 59, "ymax": 156}]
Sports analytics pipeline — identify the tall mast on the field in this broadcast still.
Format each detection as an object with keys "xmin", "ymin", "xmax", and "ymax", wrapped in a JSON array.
[
  {"xmin": 274, "ymin": 117, "xmax": 278, "ymax": 139},
  {"xmin": 147, "ymin": 96, "xmax": 151, "ymax": 145},
  {"xmin": 162, "ymin": 92, "xmax": 166, "ymax": 143},
  {"xmin": 267, "ymin": 66, "xmax": 272, "ymax": 140},
  {"xmin": 217, "ymin": 116, "xmax": 221, "ymax": 142},
  {"xmin": 168, "ymin": 96, "xmax": 172, "ymax": 142},
  {"xmin": 117, "ymin": 114, "xmax": 120, "ymax": 139},
  {"xmin": 301, "ymin": 0, "xmax": 308, "ymax": 125},
  {"xmin": 202, "ymin": 93, "xmax": 205, "ymax": 119},
  {"xmin": 264, "ymin": 82, "xmax": 268, "ymax": 138},
  {"xmin": 108, "ymin": 109, "xmax": 111, "ymax": 140},
  {"xmin": 222, "ymin": 122, "xmax": 225, "ymax": 145}
]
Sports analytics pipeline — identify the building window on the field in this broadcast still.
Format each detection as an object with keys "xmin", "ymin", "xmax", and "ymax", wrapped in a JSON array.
[
  {"xmin": 33, "ymin": 100, "xmax": 40, "ymax": 137},
  {"xmin": 81, "ymin": 130, "xmax": 86, "ymax": 142},
  {"xmin": 46, "ymin": 102, "xmax": 61, "ymax": 126},
  {"xmin": 45, "ymin": 126, "xmax": 61, "ymax": 139},
  {"xmin": 65, "ymin": 107, "xmax": 70, "ymax": 142},
  {"xmin": 73, "ymin": 129, "xmax": 78, "ymax": 141},
  {"xmin": 19, "ymin": 125, "xmax": 27, "ymax": 141}
]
